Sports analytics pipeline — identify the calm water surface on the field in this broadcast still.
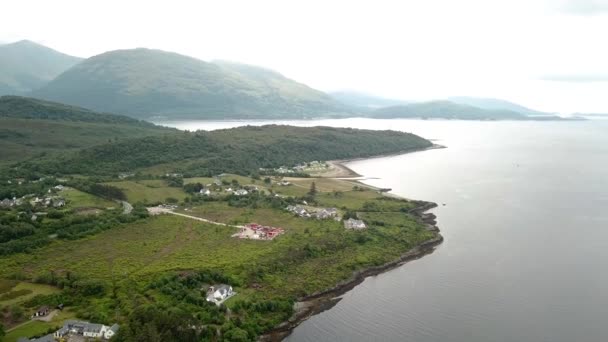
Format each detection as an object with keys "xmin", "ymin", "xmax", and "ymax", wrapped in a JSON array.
[{"xmin": 157, "ymin": 118, "xmax": 608, "ymax": 342}]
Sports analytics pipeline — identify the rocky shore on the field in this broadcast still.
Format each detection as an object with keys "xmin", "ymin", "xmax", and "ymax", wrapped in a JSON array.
[{"xmin": 260, "ymin": 200, "xmax": 444, "ymax": 341}]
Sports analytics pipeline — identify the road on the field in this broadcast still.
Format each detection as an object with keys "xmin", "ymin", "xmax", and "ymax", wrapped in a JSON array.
[
  {"xmin": 146, "ymin": 206, "xmax": 242, "ymax": 228},
  {"xmin": 121, "ymin": 201, "xmax": 133, "ymax": 214}
]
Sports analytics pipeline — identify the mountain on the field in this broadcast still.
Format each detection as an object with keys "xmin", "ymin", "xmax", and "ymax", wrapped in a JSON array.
[
  {"xmin": 329, "ymin": 91, "xmax": 409, "ymax": 109},
  {"xmin": 0, "ymin": 96, "xmax": 171, "ymax": 164},
  {"xmin": 372, "ymin": 101, "xmax": 527, "ymax": 120},
  {"xmin": 33, "ymin": 48, "xmax": 348, "ymax": 119},
  {"xmin": 447, "ymin": 96, "xmax": 546, "ymax": 115},
  {"xmin": 0, "ymin": 40, "xmax": 82, "ymax": 95}
]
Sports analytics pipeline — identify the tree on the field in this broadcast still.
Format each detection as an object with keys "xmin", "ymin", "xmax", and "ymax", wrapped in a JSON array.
[
  {"xmin": 308, "ymin": 181, "xmax": 317, "ymax": 196},
  {"xmin": 263, "ymin": 177, "xmax": 271, "ymax": 185},
  {"xmin": 0, "ymin": 322, "xmax": 5, "ymax": 338}
]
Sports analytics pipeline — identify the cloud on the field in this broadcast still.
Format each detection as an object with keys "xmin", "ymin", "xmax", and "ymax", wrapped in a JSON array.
[
  {"xmin": 540, "ymin": 73, "xmax": 608, "ymax": 82},
  {"xmin": 560, "ymin": 0, "xmax": 608, "ymax": 15}
]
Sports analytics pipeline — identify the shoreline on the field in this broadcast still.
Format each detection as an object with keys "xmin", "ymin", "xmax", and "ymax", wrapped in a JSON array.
[
  {"xmin": 261, "ymin": 202, "xmax": 443, "ymax": 341},
  {"xmin": 260, "ymin": 148, "xmax": 445, "ymax": 341},
  {"xmin": 322, "ymin": 144, "xmax": 445, "ymax": 179}
]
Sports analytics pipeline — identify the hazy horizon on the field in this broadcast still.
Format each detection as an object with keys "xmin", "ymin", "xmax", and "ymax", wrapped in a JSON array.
[{"xmin": 3, "ymin": 0, "xmax": 608, "ymax": 114}]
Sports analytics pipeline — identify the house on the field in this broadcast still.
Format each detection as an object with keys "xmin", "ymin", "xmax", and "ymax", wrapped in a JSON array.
[
  {"xmin": 53, "ymin": 198, "xmax": 66, "ymax": 207},
  {"xmin": 199, "ymin": 188, "xmax": 211, "ymax": 196},
  {"xmin": 234, "ymin": 189, "xmax": 248, "ymax": 196},
  {"xmin": 0, "ymin": 198, "xmax": 11, "ymax": 207},
  {"xmin": 54, "ymin": 185, "xmax": 64, "ymax": 191},
  {"xmin": 83, "ymin": 323, "xmax": 106, "ymax": 338},
  {"xmin": 53, "ymin": 320, "xmax": 119, "ymax": 340},
  {"xmin": 213, "ymin": 178, "xmax": 222, "ymax": 186},
  {"xmin": 32, "ymin": 306, "xmax": 50, "ymax": 317},
  {"xmin": 286, "ymin": 205, "xmax": 311, "ymax": 218},
  {"xmin": 315, "ymin": 208, "xmax": 338, "ymax": 220},
  {"xmin": 344, "ymin": 218, "xmax": 367, "ymax": 230},
  {"xmin": 279, "ymin": 180, "xmax": 292, "ymax": 186},
  {"xmin": 206, "ymin": 284, "xmax": 234, "ymax": 304}
]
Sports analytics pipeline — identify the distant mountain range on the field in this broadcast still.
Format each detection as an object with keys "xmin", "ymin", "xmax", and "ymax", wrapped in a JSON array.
[
  {"xmin": 446, "ymin": 96, "xmax": 547, "ymax": 116},
  {"xmin": 372, "ymin": 101, "xmax": 527, "ymax": 120},
  {"xmin": 31, "ymin": 48, "xmax": 348, "ymax": 119},
  {"xmin": 332, "ymin": 93, "xmax": 567, "ymax": 120},
  {"xmin": 0, "ymin": 40, "xmax": 82, "ymax": 95},
  {"xmin": 329, "ymin": 91, "xmax": 409, "ymax": 109},
  {"xmin": 0, "ymin": 40, "xmax": 576, "ymax": 121}
]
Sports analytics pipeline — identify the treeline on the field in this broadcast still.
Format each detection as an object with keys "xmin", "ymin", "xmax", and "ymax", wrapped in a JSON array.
[{"xmin": 14, "ymin": 125, "xmax": 432, "ymax": 177}]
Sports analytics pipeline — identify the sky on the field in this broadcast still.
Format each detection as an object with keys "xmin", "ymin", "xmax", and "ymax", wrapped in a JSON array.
[{"xmin": 2, "ymin": 0, "xmax": 608, "ymax": 114}]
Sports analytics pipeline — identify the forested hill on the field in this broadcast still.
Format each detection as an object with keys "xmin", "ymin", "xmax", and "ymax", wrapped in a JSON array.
[
  {"xmin": 0, "ymin": 96, "xmax": 172, "ymax": 164},
  {"xmin": 0, "ymin": 96, "xmax": 155, "ymax": 125},
  {"xmin": 15, "ymin": 125, "xmax": 432, "ymax": 176},
  {"xmin": 32, "ymin": 48, "xmax": 349, "ymax": 119}
]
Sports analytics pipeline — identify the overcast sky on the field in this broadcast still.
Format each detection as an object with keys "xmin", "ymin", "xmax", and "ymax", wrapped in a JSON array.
[{"xmin": 2, "ymin": 0, "xmax": 608, "ymax": 113}]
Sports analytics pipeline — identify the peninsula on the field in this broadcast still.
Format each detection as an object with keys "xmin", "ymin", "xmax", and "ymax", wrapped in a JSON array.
[{"xmin": 0, "ymin": 97, "xmax": 442, "ymax": 341}]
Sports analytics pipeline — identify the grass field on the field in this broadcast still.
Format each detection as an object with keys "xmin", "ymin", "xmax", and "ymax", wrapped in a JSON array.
[
  {"xmin": 61, "ymin": 188, "xmax": 116, "ymax": 209},
  {"xmin": 0, "ymin": 282, "xmax": 60, "ymax": 307},
  {"xmin": 103, "ymin": 180, "xmax": 188, "ymax": 204},
  {"xmin": 0, "ymin": 203, "xmax": 433, "ymax": 295}
]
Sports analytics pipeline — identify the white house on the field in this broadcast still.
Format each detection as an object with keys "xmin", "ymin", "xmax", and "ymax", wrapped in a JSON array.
[
  {"xmin": 234, "ymin": 189, "xmax": 248, "ymax": 196},
  {"xmin": 52, "ymin": 320, "xmax": 119, "ymax": 340},
  {"xmin": 206, "ymin": 284, "xmax": 234, "ymax": 304},
  {"xmin": 199, "ymin": 189, "xmax": 211, "ymax": 196},
  {"xmin": 344, "ymin": 218, "xmax": 367, "ymax": 230}
]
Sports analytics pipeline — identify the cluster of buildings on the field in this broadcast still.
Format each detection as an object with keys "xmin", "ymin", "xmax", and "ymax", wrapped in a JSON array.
[
  {"xmin": 206, "ymin": 284, "xmax": 235, "ymax": 305},
  {"xmin": 260, "ymin": 161, "xmax": 329, "ymax": 175},
  {"xmin": 1, "ymin": 185, "xmax": 67, "ymax": 210},
  {"xmin": 197, "ymin": 184, "xmax": 254, "ymax": 197},
  {"xmin": 344, "ymin": 218, "xmax": 367, "ymax": 230},
  {"xmin": 0, "ymin": 197, "xmax": 23, "ymax": 208},
  {"xmin": 286, "ymin": 205, "xmax": 339, "ymax": 220},
  {"xmin": 18, "ymin": 320, "xmax": 119, "ymax": 342},
  {"xmin": 31, "ymin": 196, "xmax": 65, "ymax": 208},
  {"xmin": 236, "ymin": 223, "xmax": 285, "ymax": 240}
]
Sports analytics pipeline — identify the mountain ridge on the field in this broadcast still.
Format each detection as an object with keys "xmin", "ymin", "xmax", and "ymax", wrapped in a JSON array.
[
  {"xmin": 33, "ymin": 48, "xmax": 349, "ymax": 120},
  {"xmin": 0, "ymin": 40, "xmax": 82, "ymax": 95}
]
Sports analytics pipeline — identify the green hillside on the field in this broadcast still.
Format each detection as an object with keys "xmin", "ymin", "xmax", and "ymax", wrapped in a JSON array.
[
  {"xmin": 33, "ymin": 48, "xmax": 348, "ymax": 119},
  {"xmin": 15, "ymin": 125, "xmax": 432, "ymax": 176},
  {"xmin": 0, "ymin": 96, "xmax": 172, "ymax": 164},
  {"xmin": 0, "ymin": 40, "xmax": 82, "ymax": 95}
]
